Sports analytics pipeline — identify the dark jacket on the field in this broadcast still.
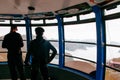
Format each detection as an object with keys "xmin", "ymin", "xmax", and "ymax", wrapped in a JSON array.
[
  {"xmin": 2, "ymin": 32, "xmax": 23, "ymax": 55},
  {"xmin": 25, "ymin": 38, "xmax": 57, "ymax": 64}
]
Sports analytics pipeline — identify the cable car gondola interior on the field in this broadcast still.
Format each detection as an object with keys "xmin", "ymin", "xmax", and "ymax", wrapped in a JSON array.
[{"xmin": 0, "ymin": 0, "xmax": 120, "ymax": 80}]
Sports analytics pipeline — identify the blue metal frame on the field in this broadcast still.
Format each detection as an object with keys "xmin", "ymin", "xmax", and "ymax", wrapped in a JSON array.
[
  {"xmin": 92, "ymin": 6, "xmax": 106, "ymax": 80},
  {"xmin": 25, "ymin": 17, "xmax": 32, "ymax": 62},
  {"xmin": 24, "ymin": 17, "xmax": 32, "ymax": 50},
  {"xmin": 56, "ymin": 15, "xmax": 65, "ymax": 68}
]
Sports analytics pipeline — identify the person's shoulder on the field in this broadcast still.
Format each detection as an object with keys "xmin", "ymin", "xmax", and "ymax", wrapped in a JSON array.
[
  {"xmin": 43, "ymin": 39, "xmax": 51, "ymax": 46},
  {"xmin": 30, "ymin": 39, "xmax": 37, "ymax": 44},
  {"xmin": 4, "ymin": 33, "xmax": 11, "ymax": 37},
  {"xmin": 31, "ymin": 39, "xmax": 36, "ymax": 42},
  {"xmin": 43, "ymin": 39, "xmax": 49, "ymax": 43},
  {"xmin": 15, "ymin": 32, "xmax": 21, "ymax": 35}
]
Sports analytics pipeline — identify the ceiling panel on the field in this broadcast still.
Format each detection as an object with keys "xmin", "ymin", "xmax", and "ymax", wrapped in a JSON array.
[{"xmin": 0, "ymin": 0, "xmax": 119, "ymax": 19}]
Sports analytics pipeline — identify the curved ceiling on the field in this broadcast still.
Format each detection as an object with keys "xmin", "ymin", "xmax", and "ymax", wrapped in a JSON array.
[{"xmin": 0, "ymin": 0, "xmax": 119, "ymax": 18}]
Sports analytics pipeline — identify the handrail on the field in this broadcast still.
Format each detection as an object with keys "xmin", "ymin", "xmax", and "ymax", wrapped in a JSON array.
[
  {"xmin": 50, "ymin": 40, "xmax": 120, "ymax": 48},
  {"xmin": 65, "ymin": 54, "xmax": 120, "ymax": 72},
  {"xmin": 65, "ymin": 54, "xmax": 96, "ymax": 64},
  {"xmin": 105, "ymin": 65, "xmax": 120, "ymax": 72}
]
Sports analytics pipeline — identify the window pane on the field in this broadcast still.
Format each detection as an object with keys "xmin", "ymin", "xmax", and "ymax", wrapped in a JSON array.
[
  {"xmin": 106, "ymin": 19, "xmax": 120, "ymax": 45},
  {"xmin": 12, "ymin": 20, "xmax": 25, "ymax": 24},
  {"xmin": 0, "ymin": 20, "xmax": 10, "ymax": 24},
  {"xmin": 105, "ymin": 18, "xmax": 120, "ymax": 80},
  {"xmin": 64, "ymin": 23, "xmax": 97, "ymax": 73},
  {"xmin": 105, "ymin": 5, "xmax": 120, "ymax": 15},
  {"xmin": 31, "ymin": 20, "xmax": 43, "ymax": 24},
  {"xmin": 46, "ymin": 19, "xmax": 57, "ymax": 23},
  {"xmin": 80, "ymin": 12, "xmax": 95, "ymax": 20},
  {"xmin": 64, "ymin": 16, "xmax": 77, "ymax": 22},
  {"xmin": 64, "ymin": 23, "xmax": 96, "ymax": 41},
  {"xmin": 106, "ymin": 19, "xmax": 120, "ymax": 71}
]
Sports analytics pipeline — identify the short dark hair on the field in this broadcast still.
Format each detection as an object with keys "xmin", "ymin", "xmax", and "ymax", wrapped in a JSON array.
[
  {"xmin": 10, "ymin": 25, "xmax": 17, "ymax": 32},
  {"xmin": 35, "ymin": 27, "xmax": 44, "ymax": 35},
  {"xmin": 11, "ymin": 25, "xmax": 17, "ymax": 29}
]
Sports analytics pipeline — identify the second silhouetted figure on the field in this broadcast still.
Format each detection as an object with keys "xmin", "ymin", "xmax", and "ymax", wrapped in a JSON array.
[{"xmin": 25, "ymin": 27, "xmax": 57, "ymax": 80}]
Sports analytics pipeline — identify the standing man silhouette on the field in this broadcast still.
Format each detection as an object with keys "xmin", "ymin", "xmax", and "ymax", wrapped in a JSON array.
[
  {"xmin": 2, "ymin": 25, "xmax": 26, "ymax": 80},
  {"xmin": 24, "ymin": 27, "xmax": 57, "ymax": 80}
]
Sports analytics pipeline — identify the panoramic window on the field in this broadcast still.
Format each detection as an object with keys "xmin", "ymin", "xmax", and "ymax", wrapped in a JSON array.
[
  {"xmin": 105, "ymin": 18, "xmax": 120, "ymax": 80},
  {"xmin": 64, "ymin": 23, "xmax": 97, "ymax": 73}
]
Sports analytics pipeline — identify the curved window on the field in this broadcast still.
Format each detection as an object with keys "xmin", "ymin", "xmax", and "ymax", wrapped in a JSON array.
[
  {"xmin": 64, "ymin": 23, "xmax": 96, "ymax": 41},
  {"xmin": 105, "ymin": 18, "xmax": 120, "ymax": 80},
  {"xmin": 64, "ymin": 23, "xmax": 97, "ymax": 73},
  {"xmin": 106, "ymin": 19, "xmax": 120, "ymax": 45}
]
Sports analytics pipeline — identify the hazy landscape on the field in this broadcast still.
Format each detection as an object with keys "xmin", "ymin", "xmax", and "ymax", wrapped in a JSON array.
[{"xmin": 0, "ymin": 35, "xmax": 120, "ymax": 62}]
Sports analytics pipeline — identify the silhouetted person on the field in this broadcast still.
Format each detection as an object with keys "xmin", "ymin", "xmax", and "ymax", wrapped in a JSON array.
[
  {"xmin": 24, "ymin": 27, "xmax": 57, "ymax": 80},
  {"xmin": 2, "ymin": 25, "xmax": 26, "ymax": 80}
]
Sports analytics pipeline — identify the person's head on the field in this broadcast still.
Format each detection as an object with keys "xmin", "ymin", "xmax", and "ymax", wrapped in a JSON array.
[
  {"xmin": 35, "ymin": 27, "xmax": 44, "ymax": 36},
  {"xmin": 10, "ymin": 25, "xmax": 18, "ymax": 32}
]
